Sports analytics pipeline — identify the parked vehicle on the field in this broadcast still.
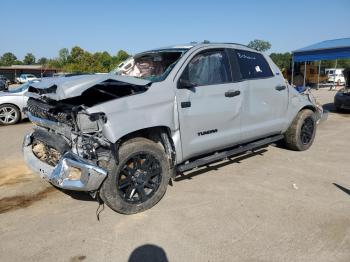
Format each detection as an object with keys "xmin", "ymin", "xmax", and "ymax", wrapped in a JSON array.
[
  {"xmin": 0, "ymin": 79, "xmax": 7, "ymax": 92},
  {"xmin": 326, "ymin": 68, "xmax": 345, "ymax": 85},
  {"xmin": 334, "ymin": 68, "xmax": 350, "ymax": 111},
  {"xmin": 0, "ymin": 75, "xmax": 11, "ymax": 87},
  {"xmin": 16, "ymin": 74, "xmax": 38, "ymax": 84},
  {"xmin": 22, "ymin": 43, "xmax": 323, "ymax": 214},
  {"xmin": 0, "ymin": 80, "xmax": 39, "ymax": 125}
]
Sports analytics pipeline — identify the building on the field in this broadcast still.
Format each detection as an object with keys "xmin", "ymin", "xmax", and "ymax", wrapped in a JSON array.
[{"xmin": 0, "ymin": 65, "xmax": 60, "ymax": 82}]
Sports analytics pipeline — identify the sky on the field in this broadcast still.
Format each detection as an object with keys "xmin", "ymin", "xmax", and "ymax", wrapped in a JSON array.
[{"xmin": 1, "ymin": 0, "xmax": 349, "ymax": 60}]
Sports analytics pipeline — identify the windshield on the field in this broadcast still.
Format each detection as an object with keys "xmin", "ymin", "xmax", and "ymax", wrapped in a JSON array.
[
  {"xmin": 8, "ymin": 82, "xmax": 30, "ymax": 93},
  {"xmin": 110, "ymin": 49, "xmax": 187, "ymax": 82}
]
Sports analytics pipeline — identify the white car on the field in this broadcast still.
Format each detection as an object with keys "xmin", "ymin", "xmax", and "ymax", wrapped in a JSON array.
[
  {"xmin": 0, "ymin": 81, "xmax": 37, "ymax": 125},
  {"xmin": 326, "ymin": 68, "xmax": 345, "ymax": 85},
  {"xmin": 16, "ymin": 74, "xmax": 39, "ymax": 84}
]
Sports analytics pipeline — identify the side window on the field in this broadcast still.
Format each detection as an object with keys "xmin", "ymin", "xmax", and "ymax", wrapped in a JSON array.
[
  {"xmin": 235, "ymin": 50, "xmax": 273, "ymax": 79},
  {"xmin": 182, "ymin": 50, "xmax": 231, "ymax": 86}
]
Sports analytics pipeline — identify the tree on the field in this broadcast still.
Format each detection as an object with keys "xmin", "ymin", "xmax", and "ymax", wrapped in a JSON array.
[
  {"xmin": 23, "ymin": 53, "xmax": 36, "ymax": 65},
  {"xmin": 270, "ymin": 52, "xmax": 292, "ymax": 71},
  {"xmin": 37, "ymin": 57, "xmax": 48, "ymax": 65},
  {"xmin": 47, "ymin": 58, "xmax": 61, "ymax": 69},
  {"xmin": 116, "ymin": 50, "xmax": 129, "ymax": 62},
  {"xmin": 58, "ymin": 48, "xmax": 69, "ymax": 64},
  {"xmin": 32, "ymin": 46, "xmax": 131, "ymax": 73},
  {"xmin": 63, "ymin": 47, "xmax": 94, "ymax": 72},
  {"xmin": 69, "ymin": 46, "xmax": 85, "ymax": 63},
  {"xmin": 100, "ymin": 51, "xmax": 113, "ymax": 69},
  {"xmin": 247, "ymin": 39, "xmax": 271, "ymax": 52},
  {"xmin": 91, "ymin": 51, "xmax": 113, "ymax": 72},
  {"xmin": 322, "ymin": 58, "xmax": 350, "ymax": 69},
  {"xmin": 110, "ymin": 50, "xmax": 130, "ymax": 69},
  {"xmin": 0, "ymin": 52, "xmax": 17, "ymax": 66}
]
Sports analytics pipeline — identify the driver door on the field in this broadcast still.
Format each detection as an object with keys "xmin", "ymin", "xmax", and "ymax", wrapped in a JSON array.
[{"xmin": 176, "ymin": 49, "xmax": 244, "ymax": 161}]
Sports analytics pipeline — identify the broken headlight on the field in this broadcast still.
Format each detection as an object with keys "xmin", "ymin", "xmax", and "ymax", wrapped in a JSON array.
[{"xmin": 76, "ymin": 112, "xmax": 106, "ymax": 134}]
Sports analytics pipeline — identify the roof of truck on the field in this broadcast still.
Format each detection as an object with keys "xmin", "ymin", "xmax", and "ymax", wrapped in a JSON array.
[
  {"xmin": 169, "ymin": 42, "xmax": 249, "ymax": 49},
  {"xmin": 145, "ymin": 42, "xmax": 253, "ymax": 53}
]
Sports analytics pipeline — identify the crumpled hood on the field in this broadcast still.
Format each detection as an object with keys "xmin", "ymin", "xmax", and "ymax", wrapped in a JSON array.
[{"xmin": 26, "ymin": 74, "xmax": 151, "ymax": 100}]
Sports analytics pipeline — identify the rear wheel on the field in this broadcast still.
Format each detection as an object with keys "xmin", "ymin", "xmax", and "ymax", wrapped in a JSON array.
[
  {"xmin": 0, "ymin": 104, "xmax": 21, "ymax": 125},
  {"xmin": 284, "ymin": 109, "xmax": 317, "ymax": 151},
  {"xmin": 100, "ymin": 138, "xmax": 171, "ymax": 214}
]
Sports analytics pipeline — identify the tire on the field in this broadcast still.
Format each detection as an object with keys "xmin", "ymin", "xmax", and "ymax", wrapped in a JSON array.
[
  {"xmin": 284, "ymin": 109, "xmax": 317, "ymax": 151},
  {"xmin": 0, "ymin": 104, "xmax": 21, "ymax": 125},
  {"xmin": 100, "ymin": 137, "xmax": 171, "ymax": 214}
]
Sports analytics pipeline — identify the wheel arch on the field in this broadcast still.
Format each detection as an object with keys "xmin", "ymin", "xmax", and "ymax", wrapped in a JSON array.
[
  {"xmin": 115, "ymin": 125, "xmax": 177, "ymax": 170},
  {"xmin": 289, "ymin": 105, "xmax": 317, "ymax": 128},
  {"xmin": 0, "ymin": 102, "xmax": 21, "ymax": 111},
  {"xmin": 299, "ymin": 104, "xmax": 317, "ymax": 113}
]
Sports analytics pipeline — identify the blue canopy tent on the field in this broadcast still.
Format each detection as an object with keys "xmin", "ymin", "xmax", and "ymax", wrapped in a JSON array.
[{"xmin": 292, "ymin": 37, "xmax": 350, "ymax": 88}]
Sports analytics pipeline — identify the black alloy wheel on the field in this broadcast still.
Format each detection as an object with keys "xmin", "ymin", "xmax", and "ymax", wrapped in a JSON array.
[
  {"xmin": 300, "ymin": 117, "xmax": 315, "ymax": 145},
  {"xmin": 117, "ymin": 153, "xmax": 162, "ymax": 204},
  {"xmin": 100, "ymin": 137, "xmax": 171, "ymax": 214}
]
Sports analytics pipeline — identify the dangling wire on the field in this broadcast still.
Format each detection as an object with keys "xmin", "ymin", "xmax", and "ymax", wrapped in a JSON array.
[{"xmin": 95, "ymin": 192, "xmax": 105, "ymax": 221}]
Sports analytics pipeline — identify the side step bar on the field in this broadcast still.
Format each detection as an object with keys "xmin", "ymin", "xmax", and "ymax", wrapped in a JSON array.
[{"xmin": 177, "ymin": 134, "xmax": 284, "ymax": 173}]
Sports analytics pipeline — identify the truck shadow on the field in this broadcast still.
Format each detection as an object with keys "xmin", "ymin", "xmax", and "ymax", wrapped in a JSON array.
[
  {"xmin": 56, "ymin": 187, "xmax": 95, "ymax": 202},
  {"xmin": 174, "ymin": 149, "xmax": 268, "ymax": 182}
]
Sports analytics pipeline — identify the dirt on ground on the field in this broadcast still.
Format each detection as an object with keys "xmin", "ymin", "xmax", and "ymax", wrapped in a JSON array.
[
  {"xmin": 0, "ymin": 160, "xmax": 33, "ymax": 187},
  {"xmin": 0, "ymin": 158, "xmax": 59, "ymax": 213},
  {"xmin": 0, "ymin": 187, "xmax": 57, "ymax": 214}
]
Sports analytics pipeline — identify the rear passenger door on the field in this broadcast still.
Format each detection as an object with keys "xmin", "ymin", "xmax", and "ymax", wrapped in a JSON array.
[
  {"xmin": 233, "ymin": 49, "xmax": 288, "ymax": 142},
  {"xmin": 176, "ymin": 49, "xmax": 244, "ymax": 161}
]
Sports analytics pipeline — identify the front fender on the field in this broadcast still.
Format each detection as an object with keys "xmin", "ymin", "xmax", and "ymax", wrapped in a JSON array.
[
  {"xmin": 86, "ymin": 82, "xmax": 177, "ymax": 143},
  {"xmin": 282, "ymin": 87, "xmax": 317, "ymax": 132}
]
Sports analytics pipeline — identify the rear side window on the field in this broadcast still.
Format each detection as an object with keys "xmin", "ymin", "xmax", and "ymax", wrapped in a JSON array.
[
  {"xmin": 182, "ymin": 50, "xmax": 232, "ymax": 86},
  {"xmin": 235, "ymin": 50, "xmax": 273, "ymax": 79}
]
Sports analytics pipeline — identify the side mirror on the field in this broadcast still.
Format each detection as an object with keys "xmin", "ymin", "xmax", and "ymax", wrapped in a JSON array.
[{"xmin": 178, "ymin": 78, "xmax": 196, "ymax": 89}]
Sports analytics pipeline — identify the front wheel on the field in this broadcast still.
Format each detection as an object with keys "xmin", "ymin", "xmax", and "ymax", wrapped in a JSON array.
[
  {"xmin": 100, "ymin": 137, "xmax": 171, "ymax": 214},
  {"xmin": 284, "ymin": 109, "xmax": 317, "ymax": 151}
]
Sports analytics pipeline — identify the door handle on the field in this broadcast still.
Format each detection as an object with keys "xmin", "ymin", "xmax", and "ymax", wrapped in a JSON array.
[
  {"xmin": 225, "ymin": 90, "xmax": 240, "ymax": 97},
  {"xmin": 275, "ymin": 85, "xmax": 286, "ymax": 91},
  {"xmin": 181, "ymin": 101, "xmax": 191, "ymax": 108}
]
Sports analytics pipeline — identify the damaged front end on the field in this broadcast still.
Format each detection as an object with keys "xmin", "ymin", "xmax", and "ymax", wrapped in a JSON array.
[
  {"xmin": 298, "ymin": 87, "xmax": 328, "ymax": 124},
  {"xmin": 23, "ymin": 96, "xmax": 113, "ymax": 191},
  {"xmin": 22, "ymin": 75, "xmax": 150, "ymax": 191}
]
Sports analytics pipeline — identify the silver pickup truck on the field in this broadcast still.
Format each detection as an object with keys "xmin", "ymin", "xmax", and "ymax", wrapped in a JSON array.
[{"xmin": 22, "ymin": 43, "xmax": 322, "ymax": 214}]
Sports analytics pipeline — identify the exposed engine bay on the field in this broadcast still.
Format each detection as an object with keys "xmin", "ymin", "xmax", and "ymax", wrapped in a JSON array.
[{"xmin": 25, "ymin": 95, "xmax": 114, "ymax": 168}]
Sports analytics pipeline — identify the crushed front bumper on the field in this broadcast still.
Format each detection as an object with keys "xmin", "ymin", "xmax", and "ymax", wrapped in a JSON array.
[{"xmin": 22, "ymin": 133, "xmax": 107, "ymax": 191}]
